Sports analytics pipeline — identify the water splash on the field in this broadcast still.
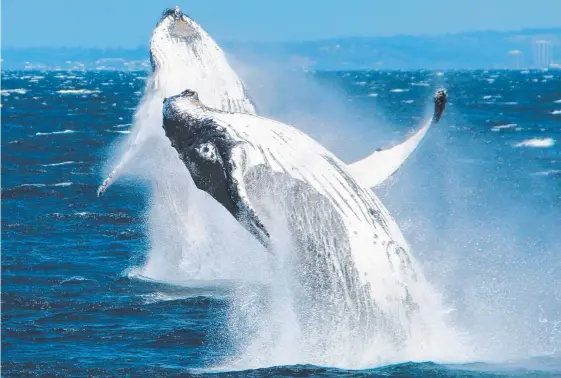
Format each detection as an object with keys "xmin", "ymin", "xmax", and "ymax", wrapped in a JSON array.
[{"xmin": 105, "ymin": 63, "xmax": 472, "ymax": 370}]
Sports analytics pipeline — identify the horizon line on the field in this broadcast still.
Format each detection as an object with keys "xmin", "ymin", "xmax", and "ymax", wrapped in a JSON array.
[{"xmin": 3, "ymin": 26, "xmax": 560, "ymax": 50}]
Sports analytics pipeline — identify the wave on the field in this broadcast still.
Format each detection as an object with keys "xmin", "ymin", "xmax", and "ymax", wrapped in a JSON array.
[
  {"xmin": 551, "ymin": 110, "xmax": 561, "ymax": 115},
  {"xmin": 390, "ymin": 88, "xmax": 409, "ymax": 93},
  {"xmin": 114, "ymin": 123, "xmax": 132, "ymax": 128},
  {"xmin": 35, "ymin": 129, "xmax": 76, "ymax": 136},
  {"xmin": 106, "ymin": 130, "xmax": 131, "ymax": 134},
  {"xmin": 491, "ymin": 123, "xmax": 517, "ymax": 131},
  {"xmin": 513, "ymin": 138, "xmax": 555, "ymax": 148},
  {"xmin": 483, "ymin": 95, "xmax": 502, "ymax": 100},
  {"xmin": 59, "ymin": 276, "xmax": 96, "ymax": 285},
  {"xmin": 553, "ymin": 99, "xmax": 561, "ymax": 103},
  {"xmin": 41, "ymin": 161, "xmax": 78, "ymax": 167},
  {"xmin": 18, "ymin": 182, "xmax": 73, "ymax": 188},
  {"xmin": 56, "ymin": 89, "xmax": 101, "ymax": 95},
  {"xmin": 410, "ymin": 82, "xmax": 430, "ymax": 87},
  {"xmin": 45, "ymin": 211, "xmax": 137, "ymax": 224},
  {"xmin": 401, "ymin": 100, "xmax": 414, "ymax": 104},
  {"xmin": 367, "ymin": 93, "xmax": 378, "ymax": 97},
  {"xmin": 1, "ymin": 88, "xmax": 27, "ymax": 95},
  {"xmin": 533, "ymin": 170, "xmax": 561, "ymax": 176}
]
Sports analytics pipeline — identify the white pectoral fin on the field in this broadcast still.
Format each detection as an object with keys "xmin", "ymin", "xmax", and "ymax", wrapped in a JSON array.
[
  {"xmin": 348, "ymin": 88, "xmax": 448, "ymax": 188},
  {"xmin": 347, "ymin": 118, "xmax": 432, "ymax": 188}
]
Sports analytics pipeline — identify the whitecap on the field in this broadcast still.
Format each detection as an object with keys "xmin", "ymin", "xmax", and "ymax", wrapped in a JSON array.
[
  {"xmin": 106, "ymin": 130, "xmax": 131, "ymax": 134},
  {"xmin": 491, "ymin": 124, "xmax": 517, "ymax": 131},
  {"xmin": 551, "ymin": 110, "xmax": 561, "ymax": 115},
  {"xmin": 19, "ymin": 183, "xmax": 46, "ymax": 188},
  {"xmin": 401, "ymin": 100, "xmax": 414, "ymax": 104},
  {"xmin": 513, "ymin": 138, "xmax": 555, "ymax": 148},
  {"xmin": 41, "ymin": 161, "xmax": 77, "ymax": 167},
  {"xmin": 482, "ymin": 95, "xmax": 502, "ymax": 100},
  {"xmin": 114, "ymin": 123, "xmax": 132, "ymax": 128},
  {"xmin": 1, "ymin": 89, "xmax": 27, "ymax": 95},
  {"xmin": 60, "ymin": 276, "xmax": 94, "ymax": 284},
  {"xmin": 36, "ymin": 129, "xmax": 76, "ymax": 136},
  {"xmin": 533, "ymin": 170, "xmax": 561, "ymax": 176},
  {"xmin": 499, "ymin": 102, "xmax": 518, "ymax": 105},
  {"xmin": 367, "ymin": 93, "xmax": 378, "ymax": 97},
  {"xmin": 390, "ymin": 88, "xmax": 409, "ymax": 93},
  {"xmin": 57, "ymin": 89, "xmax": 101, "ymax": 95},
  {"xmin": 410, "ymin": 82, "xmax": 430, "ymax": 87},
  {"xmin": 18, "ymin": 182, "xmax": 72, "ymax": 188},
  {"xmin": 553, "ymin": 99, "xmax": 561, "ymax": 103}
]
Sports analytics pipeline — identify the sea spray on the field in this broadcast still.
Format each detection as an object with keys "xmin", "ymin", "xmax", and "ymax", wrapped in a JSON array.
[{"xmin": 106, "ymin": 65, "xmax": 471, "ymax": 371}]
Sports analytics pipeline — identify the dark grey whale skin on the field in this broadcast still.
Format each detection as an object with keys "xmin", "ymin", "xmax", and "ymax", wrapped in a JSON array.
[{"xmin": 162, "ymin": 90, "xmax": 270, "ymax": 247}]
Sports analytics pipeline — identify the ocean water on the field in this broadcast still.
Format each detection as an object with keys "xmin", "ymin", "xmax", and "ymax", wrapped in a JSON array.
[{"xmin": 2, "ymin": 69, "xmax": 561, "ymax": 377}]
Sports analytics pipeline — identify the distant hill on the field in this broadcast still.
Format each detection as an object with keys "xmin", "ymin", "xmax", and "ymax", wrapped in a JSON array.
[{"xmin": 2, "ymin": 28, "xmax": 560, "ymax": 70}]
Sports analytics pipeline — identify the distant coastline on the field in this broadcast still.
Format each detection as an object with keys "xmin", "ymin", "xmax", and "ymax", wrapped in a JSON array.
[{"xmin": 2, "ymin": 28, "xmax": 560, "ymax": 70}]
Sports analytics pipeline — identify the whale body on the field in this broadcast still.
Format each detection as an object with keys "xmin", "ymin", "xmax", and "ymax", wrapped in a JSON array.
[{"xmin": 161, "ymin": 88, "xmax": 449, "ymax": 352}]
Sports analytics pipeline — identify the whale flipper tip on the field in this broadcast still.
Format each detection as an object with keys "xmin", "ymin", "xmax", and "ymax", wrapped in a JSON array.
[{"xmin": 433, "ymin": 89, "xmax": 448, "ymax": 124}]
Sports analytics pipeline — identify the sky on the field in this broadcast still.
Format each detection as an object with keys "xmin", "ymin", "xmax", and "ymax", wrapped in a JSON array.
[{"xmin": 2, "ymin": 0, "xmax": 561, "ymax": 48}]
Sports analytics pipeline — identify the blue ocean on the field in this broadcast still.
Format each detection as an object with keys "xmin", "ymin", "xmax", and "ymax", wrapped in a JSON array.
[{"xmin": 2, "ymin": 68, "xmax": 560, "ymax": 377}]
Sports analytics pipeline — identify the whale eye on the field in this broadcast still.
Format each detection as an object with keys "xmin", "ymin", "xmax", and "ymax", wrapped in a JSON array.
[{"xmin": 195, "ymin": 142, "xmax": 220, "ymax": 162}]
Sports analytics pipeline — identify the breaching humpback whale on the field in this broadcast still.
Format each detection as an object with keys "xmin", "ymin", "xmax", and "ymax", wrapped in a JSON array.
[
  {"xmin": 98, "ymin": 6, "xmax": 444, "ymax": 196},
  {"xmin": 97, "ymin": 6, "xmax": 256, "ymax": 196},
  {"xmin": 161, "ymin": 87, "xmax": 448, "ymax": 344}
]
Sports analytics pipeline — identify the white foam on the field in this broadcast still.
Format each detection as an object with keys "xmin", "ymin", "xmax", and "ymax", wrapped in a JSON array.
[
  {"xmin": 57, "ymin": 89, "xmax": 101, "ymax": 95},
  {"xmin": 107, "ymin": 130, "xmax": 131, "ymax": 134},
  {"xmin": 402, "ymin": 100, "xmax": 415, "ymax": 104},
  {"xmin": 367, "ymin": 93, "xmax": 378, "ymax": 97},
  {"xmin": 390, "ymin": 88, "xmax": 409, "ymax": 93},
  {"xmin": 491, "ymin": 124, "xmax": 517, "ymax": 131},
  {"xmin": 19, "ymin": 182, "xmax": 73, "ymax": 188},
  {"xmin": 533, "ymin": 170, "xmax": 561, "ymax": 176},
  {"xmin": 513, "ymin": 138, "xmax": 555, "ymax": 148},
  {"xmin": 41, "ymin": 161, "xmax": 77, "ymax": 167},
  {"xmin": 553, "ymin": 99, "xmax": 561, "ymax": 103},
  {"xmin": 1, "ymin": 89, "xmax": 27, "ymax": 95},
  {"xmin": 551, "ymin": 110, "xmax": 561, "ymax": 115},
  {"xmin": 35, "ymin": 129, "xmax": 76, "ymax": 136}
]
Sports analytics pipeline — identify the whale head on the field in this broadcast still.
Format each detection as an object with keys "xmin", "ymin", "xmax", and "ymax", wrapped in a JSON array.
[
  {"xmin": 150, "ymin": 7, "xmax": 203, "ymax": 72},
  {"xmin": 162, "ymin": 89, "xmax": 270, "ymax": 247},
  {"xmin": 149, "ymin": 7, "xmax": 256, "ymax": 113}
]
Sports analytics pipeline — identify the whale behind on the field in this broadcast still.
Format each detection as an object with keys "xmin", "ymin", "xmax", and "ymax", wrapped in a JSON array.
[{"xmin": 97, "ymin": 6, "xmax": 256, "ymax": 197}]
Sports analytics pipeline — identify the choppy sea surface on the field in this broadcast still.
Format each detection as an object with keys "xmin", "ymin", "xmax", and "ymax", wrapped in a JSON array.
[{"xmin": 2, "ymin": 69, "xmax": 561, "ymax": 377}]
